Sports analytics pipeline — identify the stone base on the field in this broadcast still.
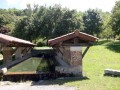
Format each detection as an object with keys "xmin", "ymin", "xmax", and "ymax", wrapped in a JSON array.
[{"xmin": 55, "ymin": 66, "xmax": 82, "ymax": 76}]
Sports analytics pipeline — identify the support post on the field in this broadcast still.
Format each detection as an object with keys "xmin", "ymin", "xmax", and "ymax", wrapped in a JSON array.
[
  {"xmin": 15, "ymin": 47, "xmax": 24, "ymax": 59},
  {"xmin": 2, "ymin": 47, "xmax": 13, "ymax": 64},
  {"xmin": 82, "ymin": 46, "xmax": 90, "ymax": 58},
  {"xmin": 22, "ymin": 47, "xmax": 32, "ymax": 57},
  {"xmin": 0, "ymin": 44, "xmax": 2, "ymax": 51}
]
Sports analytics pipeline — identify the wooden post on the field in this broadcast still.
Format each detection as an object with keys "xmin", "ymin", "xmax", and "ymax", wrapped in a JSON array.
[
  {"xmin": 0, "ymin": 44, "xmax": 2, "ymax": 51},
  {"xmin": 15, "ymin": 47, "xmax": 24, "ymax": 59},
  {"xmin": 2, "ymin": 47, "xmax": 13, "ymax": 64},
  {"xmin": 74, "ymin": 38, "xmax": 78, "ymax": 44},
  {"xmin": 26, "ymin": 47, "xmax": 32, "ymax": 54},
  {"xmin": 22, "ymin": 47, "xmax": 32, "ymax": 57},
  {"xmin": 82, "ymin": 46, "xmax": 90, "ymax": 58}
]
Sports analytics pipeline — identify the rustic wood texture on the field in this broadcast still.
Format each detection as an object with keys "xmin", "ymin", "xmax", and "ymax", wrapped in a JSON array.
[
  {"xmin": 0, "ymin": 33, "xmax": 35, "ymax": 47},
  {"xmin": 82, "ymin": 46, "xmax": 90, "ymax": 58},
  {"xmin": 3, "ymin": 72, "xmax": 74, "ymax": 81},
  {"xmin": 48, "ymin": 30, "xmax": 98, "ymax": 46}
]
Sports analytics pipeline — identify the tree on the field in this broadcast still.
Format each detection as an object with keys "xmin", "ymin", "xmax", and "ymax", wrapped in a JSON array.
[
  {"xmin": 83, "ymin": 9, "xmax": 103, "ymax": 37},
  {"xmin": 0, "ymin": 25, "xmax": 10, "ymax": 34},
  {"xmin": 0, "ymin": 10, "xmax": 12, "ymax": 34},
  {"xmin": 12, "ymin": 5, "xmax": 39, "ymax": 42},
  {"xmin": 0, "ymin": 8, "xmax": 22, "ymax": 34},
  {"xmin": 111, "ymin": 1, "xmax": 120, "ymax": 36},
  {"xmin": 53, "ymin": 8, "xmax": 81, "ymax": 37},
  {"xmin": 12, "ymin": 4, "xmax": 83, "ymax": 43},
  {"xmin": 99, "ymin": 12, "xmax": 114, "ymax": 39},
  {"xmin": 32, "ymin": 5, "xmax": 82, "ymax": 40}
]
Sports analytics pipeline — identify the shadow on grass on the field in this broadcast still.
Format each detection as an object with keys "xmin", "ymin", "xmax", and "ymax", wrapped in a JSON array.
[
  {"xmin": 106, "ymin": 41, "xmax": 120, "ymax": 53},
  {"xmin": 95, "ymin": 40, "xmax": 112, "ymax": 45},
  {"xmin": 95, "ymin": 39, "xmax": 120, "ymax": 53},
  {"xmin": 104, "ymin": 73, "xmax": 120, "ymax": 77},
  {"xmin": 31, "ymin": 76, "xmax": 89, "ymax": 86}
]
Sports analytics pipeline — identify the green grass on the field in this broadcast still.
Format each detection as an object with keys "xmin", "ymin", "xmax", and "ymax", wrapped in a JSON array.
[
  {"xmin": 44, "ymin": 40, "xmax": 120, "ymax": 90},
  {"xmin": 34, "ymin": 47, "xmax": 52, "ymax": 50}
]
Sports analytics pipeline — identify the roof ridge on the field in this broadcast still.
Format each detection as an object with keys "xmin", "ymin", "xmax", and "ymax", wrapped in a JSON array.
[
  {"xmin": 0, "ymin": 33, "xmax": 35, "ymax": 46},
  {"xmin": 48, "ymin": 30, "xmax": 98, "ymax": 46}
]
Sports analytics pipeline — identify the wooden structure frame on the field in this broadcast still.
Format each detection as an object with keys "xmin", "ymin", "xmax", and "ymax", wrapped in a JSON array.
[
  {"xmin": 0, "ymin": 34, "xmax": 35, "ymax": 71},
  {"xmin": 48, "ymin": 30, "xmax": 98, "ymax": 76}
]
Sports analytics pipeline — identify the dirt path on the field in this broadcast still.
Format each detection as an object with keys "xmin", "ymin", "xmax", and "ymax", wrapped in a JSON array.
[{"xmin": 0, "ymin": 81, "xmax": 76, "ymax": 90}]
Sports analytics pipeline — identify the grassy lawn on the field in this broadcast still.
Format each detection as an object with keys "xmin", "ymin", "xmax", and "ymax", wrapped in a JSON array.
[
  {"xmin": 34, "ymin": 47, "xmax": 52, "ymax": 50},
  {"xmin": 45, "ymin": 40, "xmax": 120, "ymax": 90}
]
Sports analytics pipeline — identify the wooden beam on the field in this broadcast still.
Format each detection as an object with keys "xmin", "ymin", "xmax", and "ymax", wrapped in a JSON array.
[
  {"xmin": 2, "ymin": 47, "xmax": 13, "ymax": 64},
  {"xmin": 12, "ymin": 47, "xmax": 18, "ymax": 55},
  {"xmin": 56, "ymin": 47, "xmax": 63, "ymax": 56},
  {"xmin": 21, "ymin": 47, "xmax": 27, "ymax": 54},
  {"xmin": 82, "ymin": 46, "xmax": 90, "ymax": 58},
  {"xmin": 26, "ymin": 47, "xmax": 31, "ymax": 53},
  {"xmin": 0, "ymin": 44, "xmax": 2, "ymax": 51},
  {"xmin": 74, "ymin": 37, "xmax": 78, "ymax": 44}
]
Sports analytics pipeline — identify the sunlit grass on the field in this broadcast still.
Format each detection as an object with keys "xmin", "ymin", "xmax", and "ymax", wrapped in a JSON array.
[{"xmin": 34, "ymin": 47, "xmax": 52, "ymax": 50}]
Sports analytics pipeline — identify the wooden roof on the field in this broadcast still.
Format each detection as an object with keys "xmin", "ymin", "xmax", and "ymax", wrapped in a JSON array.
[
  {"xmin": 48, "ymin": 30, "xmax": 98, "ymax": 46},
  {"xmin": 0, "ymin": 33, "xmax": 36, "ymax": 47}
]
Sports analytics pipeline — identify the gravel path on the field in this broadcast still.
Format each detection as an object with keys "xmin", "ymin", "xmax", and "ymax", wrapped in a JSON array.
[{"xmin": 0, "ymin": 81, "xmax": 76, "ymax": 90}]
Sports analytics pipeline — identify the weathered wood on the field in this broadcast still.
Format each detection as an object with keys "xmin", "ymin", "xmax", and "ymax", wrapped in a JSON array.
[
  {"xmin": 15, "ymin": 47, "xmax": 24, "ymax": 59},
  {"xmin": 2, "ymin": 47, "xmax": 13, "ymax": 64},
  {"xmin": 104, "ymin": 69, "xmax": 120, "ymax": 76},
  {"xmin": 3, "ymin": 71, "xmax": 76, "ymax": 82},
  {"xmin": 21, "ymin": 47, "xmax": 26, "ymax": 54},
  {"xmin": 0, "ymin": 44, "xmax": 2, "ymax": 51},
  {"xmin": 74, "ymin": 38, "xmax": 78, "ymax": 44},
  {"xmin": 3, "ymin": 72, "xmax": 57, "ymax": 81},
  {"xmin": 26, "ymin": 47, "xmax": 31, "ymax": 53},
  {"xmin": 48, "ymin": 30, "xmax": 98, "ymax": 46},
  {"xmin": 82, "ymin": 46, "xmax": 90, "ymax": 58},
  {"xmin": 0, "ymin": 33, "xmax": 35, "ymax": 47},
  {"xmin": 11, "ymin": 47, "xmax": 18, "ymax": 55},
  {"xmin": 56, "ymin": 47, "xmax": 63, "ymax": 55}
]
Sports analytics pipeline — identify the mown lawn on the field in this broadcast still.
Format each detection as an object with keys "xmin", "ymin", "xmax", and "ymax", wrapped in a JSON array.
[{"xmin": 45, "ymin": 40, "xmax": 120, "ymax": 90}]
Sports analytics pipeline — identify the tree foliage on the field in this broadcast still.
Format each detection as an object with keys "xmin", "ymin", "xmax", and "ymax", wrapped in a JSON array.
[
  {"xmin": 83, "ymin": 9, "xmax": 103, "ymax": 36},
  {"xmin": 0, "ymin": 4, "xmax": 117, "ymax": 44},
  {"xmin": 0, "ymin": 8, "xmax": 23, "ymax": 34},
  {"xmin": 12, "ymin": 4, "xmax": 82, "ymax": 42},
  {"xmin": 111, "ymin": 1, "xmax": 120, "ymax": 35},
  {"xmin": 98, "ymin": 12, "xmax": 113, "ymax": 39}
]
